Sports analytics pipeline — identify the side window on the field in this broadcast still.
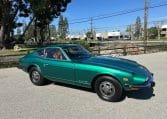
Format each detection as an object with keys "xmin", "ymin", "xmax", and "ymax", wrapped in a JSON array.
[
  {"xmin": 45, "ymin": 48, "xmax": 66, "ymax": 60},
  {"xmin": 37, "ymin": 49, "xmax": 45, "ymax": 57}
]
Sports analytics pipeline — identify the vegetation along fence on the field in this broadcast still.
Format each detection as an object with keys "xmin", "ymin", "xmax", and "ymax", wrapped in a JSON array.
[
  {"xmin": 91, "ymin": 41, "xmax": 167, "ymax": 56},
  {"xmin": 0, "ymin": 41, "xmax": 167, "ymax": 68}
]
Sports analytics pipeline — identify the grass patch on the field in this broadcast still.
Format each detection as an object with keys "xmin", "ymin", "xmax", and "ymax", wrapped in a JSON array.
[{"xmin": 0, "ymin": 48, "xmax": 37, "ymax": 56}]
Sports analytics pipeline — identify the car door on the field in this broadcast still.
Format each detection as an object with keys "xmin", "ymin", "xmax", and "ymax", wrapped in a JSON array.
[{"xmin": 42, "ymin": 48, "xmax": 75, "ymax": 82}]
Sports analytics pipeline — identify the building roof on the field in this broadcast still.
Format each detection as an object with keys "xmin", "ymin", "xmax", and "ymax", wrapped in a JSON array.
[
  {"xmin": 161, "ymin": 25, "xmax": 167, "ymax": 29},
  {"xmin": 108, "ymin": 32, "xmax": 121, "ymax": 36}
]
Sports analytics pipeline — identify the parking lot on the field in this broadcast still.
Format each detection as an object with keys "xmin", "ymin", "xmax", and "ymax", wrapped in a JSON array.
[{"xmin": 0, "ymin": 52, "xmax": 167, "ymax": 119}]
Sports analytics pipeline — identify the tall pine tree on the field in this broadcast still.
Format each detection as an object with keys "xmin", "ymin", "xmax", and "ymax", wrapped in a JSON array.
[
  {"xmin": 58, "ymin": 15, "xmax": 69, "ymax": 39},
  {"xmin": 134, "ymin": 16, "xmax": 142, "ymax": 40}
]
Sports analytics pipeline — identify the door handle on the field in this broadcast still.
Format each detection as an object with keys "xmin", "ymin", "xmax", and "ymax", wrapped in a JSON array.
[{"xmin": 44, "ymin": 64, "xmax": 49, "ymax": 66}]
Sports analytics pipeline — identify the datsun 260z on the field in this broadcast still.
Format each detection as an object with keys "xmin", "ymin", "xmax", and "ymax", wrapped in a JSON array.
[{"xmin": 19, "ymin": 44, "xmax": 155, "ymax": 102}]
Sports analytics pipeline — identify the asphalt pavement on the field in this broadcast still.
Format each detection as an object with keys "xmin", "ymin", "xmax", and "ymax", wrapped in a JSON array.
[{"xmin": 0, "ymin": 52, "xmax": 167, "ymax": 119}]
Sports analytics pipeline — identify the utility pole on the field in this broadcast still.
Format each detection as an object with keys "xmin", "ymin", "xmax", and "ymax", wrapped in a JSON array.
[
  {"xmin": 144, "ymin": 0, "xmax": 148, "ymax": 53},
  {"xmin": 90, "ymin": 17, "xmax": 93, "ymax": 34},
  {"xmin": 90, "ymin": 17, "xmax": 94, "ymax": 38},
  {"xmin": 90, "ymin": 17, "xmax": 96, "ymax": 39},
  {"xmin": 130, "ymin": 24, "xmax": 134, "ymax": 40}
]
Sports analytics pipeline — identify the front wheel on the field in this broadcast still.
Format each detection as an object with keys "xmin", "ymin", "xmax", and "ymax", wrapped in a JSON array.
[
  {"xmin": 94, "ymin": 76, "xmax": 123, "ymax": 102},
  {"xmin": 29, "ymin": 67, "xmax": 51, "ymax": 86}
]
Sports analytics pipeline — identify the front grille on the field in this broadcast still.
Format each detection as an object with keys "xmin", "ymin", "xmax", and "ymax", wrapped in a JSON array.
[{"xmin": 144, "ymin": 72, "xmax": 153, "ymax": 84}]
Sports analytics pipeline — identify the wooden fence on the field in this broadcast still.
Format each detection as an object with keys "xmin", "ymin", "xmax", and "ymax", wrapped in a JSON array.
[
  {"xmin": 91, "ymin": 43, "xmax": 167, "ymax": 56},
  {"xmin": 0, "ymin": 42, "xmax": 167, "ymax": 68}
]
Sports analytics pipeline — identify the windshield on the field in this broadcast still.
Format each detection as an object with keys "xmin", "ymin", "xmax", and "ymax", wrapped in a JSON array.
[{"xmin": 62, "ymin": 45, "xmax": 92, "ymax": 60}]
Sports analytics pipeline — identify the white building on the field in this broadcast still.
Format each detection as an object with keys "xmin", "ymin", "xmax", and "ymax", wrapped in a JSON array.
[
  {"xmin": 70, "ymin": 35, "xmax": 80, "ymax": 40},
  {"xmin": 67, "ymin": 31, "xmax": 130, "ymax": 41},
  {"xmin": 108, "ymin": 32, "xmax": 121, "ymax": 39},
  {"xmin": 79, "ymin": 34, "xmax": 87, "ymax": 40},
  {"xmin": 96, "ymin": 31, "xmax": 130, "ymax": 40},
  {"xmin": 161, "ymin": 25, "xmax": 167, "ymax": 38}
]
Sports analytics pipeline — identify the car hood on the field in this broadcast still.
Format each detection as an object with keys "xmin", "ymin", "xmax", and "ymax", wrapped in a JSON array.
[{"xmin": 78, "ymin": 56, "xmax": 149, "ymax": 76}]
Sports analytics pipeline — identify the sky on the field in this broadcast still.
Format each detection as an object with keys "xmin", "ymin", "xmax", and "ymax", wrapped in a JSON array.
[{"xmin": 51, "ymin": 0, "xmax": 167, "ymax": 35}]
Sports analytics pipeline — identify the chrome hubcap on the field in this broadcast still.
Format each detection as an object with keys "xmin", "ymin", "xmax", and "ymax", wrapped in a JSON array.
[
  {"xmin": 31, "ymin": 71, "xmax": 40, "ymax": 83},
  {"xmin": 99, "ymin": 81, "xmax": 115, "ymax": 98}
]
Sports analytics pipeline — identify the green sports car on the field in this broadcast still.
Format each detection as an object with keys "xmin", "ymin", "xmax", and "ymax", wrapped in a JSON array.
[{"xmin": 19, "ymin": 44, "xmax": 155, "ymax": 102}]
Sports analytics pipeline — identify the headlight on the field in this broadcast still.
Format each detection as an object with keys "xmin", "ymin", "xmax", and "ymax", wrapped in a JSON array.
[{"xmin": 133, "ymin": 74, "xmax": 147, "ymax": 85}]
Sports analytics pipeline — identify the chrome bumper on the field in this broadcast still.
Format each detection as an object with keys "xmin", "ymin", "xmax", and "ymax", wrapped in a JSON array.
[
  {"xmin": 129, "ymin": 73, "xmax": 155, "ymax": 90},
  {"xmin": 130, "ymin": 81, "xmax": 155, "ymax": 89}
]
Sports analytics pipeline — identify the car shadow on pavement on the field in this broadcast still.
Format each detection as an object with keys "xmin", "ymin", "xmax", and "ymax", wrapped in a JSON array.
[
  {"xmin": 125, "ymin": 88, "xmax": 155, "ymax": 100},
  {"xmin": 53, "ymin": 82, "xmax": 155, "ymax": 101},
  {"xmin": 53, "ymin": 82, "xmax": 95, "ymax": 93}
]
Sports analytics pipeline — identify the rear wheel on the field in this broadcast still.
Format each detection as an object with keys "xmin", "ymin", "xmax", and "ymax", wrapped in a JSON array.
[
  {"xmin": 94, "ymin": 76, "xmax": 123, "ymax": 102},
  {"xmin": 29, "ymin": 67, "xmax": 51, "ymax": 86}
]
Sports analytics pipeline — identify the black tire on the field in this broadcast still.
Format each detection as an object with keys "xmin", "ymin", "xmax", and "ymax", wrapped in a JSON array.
[
  {"xmin": 29, "ymin": 67, "xmax": 51, "ymax": 86},
  {"xmin": 94, "ymin": 76, "xmax": 123, "ymax": 102}
]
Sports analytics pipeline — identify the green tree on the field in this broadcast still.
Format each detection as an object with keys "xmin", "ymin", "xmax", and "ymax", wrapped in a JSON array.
[
  {"xmin": 23, "ymin": 23, "xmax": 35, "ymax": 41},
  {"xmin": 126, "ymin": 25, "xmax": 135, "ymax": 40},
  {"xmin": 148, "ymin": 27, "xmax": 158, "ymax": 39},
  {"xmin": 126, "ymin": 25, "xmax": 132, "ymax": 39},
  {"xmin": 0, "ymin": 0, "xmax": 71, "ymax": 48},
  {"xmin": 50, "ymin": 25, "xmax": 57, "ymax": 38},
  {"xmin": 154, "ymin": 22, "xmax": 163, "ymax": 40},
  {"xmin": 86, "ymin": 31, "xmax": 93, "ymax": 39},
  {"xmin": 134, "ymin": 16, "xmax": 142, "ymax": 40},
  {"xmin": 58, "ymin": 15, "xmax": 64, "ymax": 38},
  {"xmin": 64, "ymin": 17, "xmax": 69, "ymax": 37},
  {"xmin": 0, "ymin": 0, "xmax": 30, "ymax": 49},
  {"xmin": 58, "ymin": 15, "xmax": 69, "ymax": 39},
  {"xmin": 27, "ymin": 0, "xmax": 71, "ymax": 45}
]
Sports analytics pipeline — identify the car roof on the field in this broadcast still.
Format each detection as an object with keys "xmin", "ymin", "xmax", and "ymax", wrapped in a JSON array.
[{"xmin": 47, "ymin": 44, "xmax": 80, "ymax": 48}]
